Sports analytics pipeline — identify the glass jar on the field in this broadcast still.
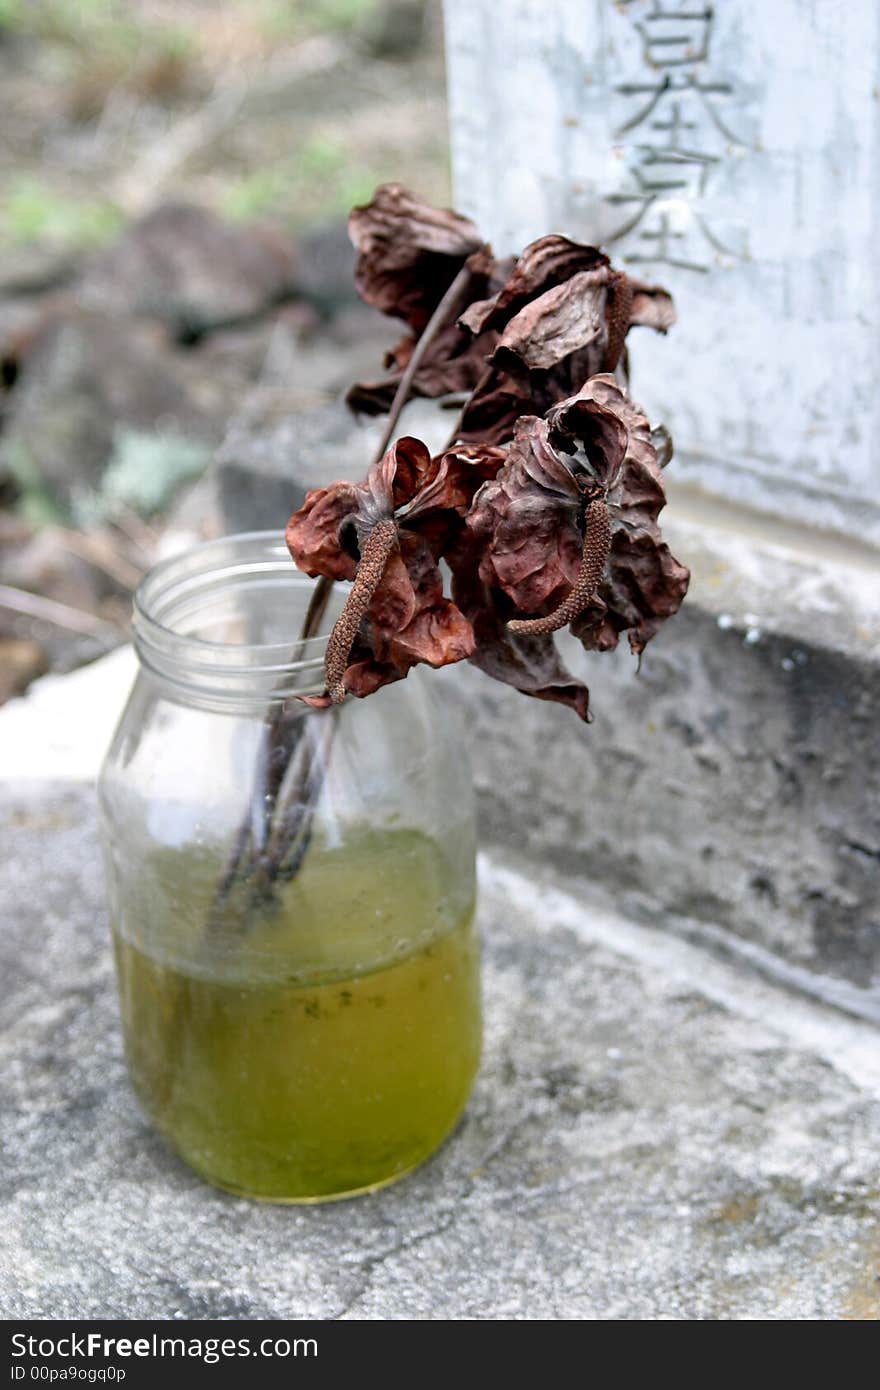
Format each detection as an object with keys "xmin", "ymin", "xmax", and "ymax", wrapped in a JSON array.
[{"xmin": 98, "ymin": 532, "xmax": 480, "ymax": 1203}]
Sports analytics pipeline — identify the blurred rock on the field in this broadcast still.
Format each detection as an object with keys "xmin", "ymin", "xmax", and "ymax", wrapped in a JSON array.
[
  {"xmin": 359, "ymin": 0, "xmax": 430, "ymax": 58},
  {"xmin": 190, "ymin": 301, "xmax": 320, "ymax": 386},
  {"xmin": 0, "ymin": 527, "xmax": 116, "ymax": 685},
  {"xmin": 0, "ymin": 308, "xmax": 220, "ymax": 517},
  {"xmin": 0, "ymin": 245, "xmax": 78, "ymax": 298},
  {"xmin": 1, "ymin": 527, "xmax": 105, "ymax": 612},
  {"xmin": 296, "ymin": 220, "xmax": 359, "ymax": 316},
  {"xmin": 79, "ymin": 203, "xmax": 299, "ymax": 339},
  {"xmin": 0, "ymin": 638, "xmax": 47, "ymax": 704}
]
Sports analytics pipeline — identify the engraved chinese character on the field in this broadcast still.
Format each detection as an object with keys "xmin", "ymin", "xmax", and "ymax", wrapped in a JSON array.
[
  {"xmin": 629, "ymin": 2, "xmax": 715, "ymax": 69},
  {"xmin": 606, "ymin": 5, "xmax": 747, "ymax": 271}
]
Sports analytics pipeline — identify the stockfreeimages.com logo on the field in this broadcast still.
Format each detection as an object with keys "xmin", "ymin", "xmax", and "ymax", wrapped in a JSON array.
[{"xmin": 11, "ymin": 1333, "xmax": 317, "ymax": 1372}]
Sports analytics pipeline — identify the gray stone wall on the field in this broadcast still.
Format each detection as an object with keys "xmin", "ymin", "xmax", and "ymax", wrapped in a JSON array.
[{"xmin": 450, "ymin": 594, "xmax": 880, "ymax": 1019}]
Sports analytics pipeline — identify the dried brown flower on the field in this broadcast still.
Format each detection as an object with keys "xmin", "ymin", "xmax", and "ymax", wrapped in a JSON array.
[
  {"xmin": 453, "ymin": 376, "xmax": 689, "ymax": 719},
  {"xmin": 285, "ymin": 435, "xmax": 505, "ymax": 704},
  {"xmin": 346, "ymin": 187, "xmax": 674, "ymax": 451},
  {"xmin": 348, "ymin": 182, "xmax": 484, "ymax": 332},
  {"xmin": 455, "ymin": 238, "xmax": 675, "ymax": 445},
  {"xmin": 346, "ymin": 207, "xmax": 509, "ymax": 416},
  {"xmin": 287, "ymin": 187, "xmax": 686, "ymax": 722}
]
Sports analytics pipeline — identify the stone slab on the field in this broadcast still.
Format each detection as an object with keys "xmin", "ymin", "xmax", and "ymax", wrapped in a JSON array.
[
  {"xmin": 444, "ymin": 0, "xmax": 880, "ymax": 546},
  {"xmin": 446, "ymin": 505, "xmax": 880, "ymax": 1018},
  {"xmin": 1, "ymin": 781, "xmax": 878, "ymax": 1320}
]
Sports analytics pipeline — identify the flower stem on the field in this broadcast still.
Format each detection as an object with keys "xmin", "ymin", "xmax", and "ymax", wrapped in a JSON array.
[
  {"xmin": 216, "ymin": 261, "xmax": 483, "ymax": 906},
  {"xmin": 373, "ymin": 258, "xmax": 479, "ymax": 459}
]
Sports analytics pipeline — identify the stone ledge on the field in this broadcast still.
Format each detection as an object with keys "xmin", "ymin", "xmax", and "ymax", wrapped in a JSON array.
[
  {"xmin": 441, "ymin": 495, "xmax": 880, "ymax": 1010},
  {"xmin": 2, "ymin": 781, "xmax": 878, "ymax": 1320}
]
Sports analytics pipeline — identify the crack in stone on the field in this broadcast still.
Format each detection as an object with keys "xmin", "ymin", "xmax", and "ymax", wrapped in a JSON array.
[
  {"xmin": 331, "ymin": 1122, "xmax": 528, "ymax": 1317},
  {"xmin": 332, "ymin": 1210, "xmax": 459, "ymax": 1319}
]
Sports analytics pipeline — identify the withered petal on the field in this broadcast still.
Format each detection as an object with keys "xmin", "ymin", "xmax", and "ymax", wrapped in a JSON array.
[
  {"xmin": 450, "ymin": 545, "xmax": 591, "ymax": 721},
  {"xmin": 468, "ymin": 415, "xmax": 582, "ymax": 614},
  {"xmin": 545, "ymin": 377, "xmax": 630, "ymax": 488},
  {"xmin": 491, "ymin": 268, "xmax": 611, "ymax": 373},
  {"xmin": 368, "ymin": 435, "xmax": 435, "ymax": 516},
  {"xmin": 322, "ymin": 524, "xmax": 477, "ymax": 705},
  {"xmin": 572, "ymin": 534, "xmax": 690, "ymax": 655},
  {"xmin": 349, "ymin": 183, "xmax": 483, "ymax": 332},
  {"xmin": 403, "ymin": 441, "xmax": 507, "ymax": 521},
  {"xmin": 285, "ymin": 482, "xmax": 360, "ymax": 581},
  {"xmin": 459, "ymin": 235, "xmax": 610, "ymax": 336},
  {"xmin": 629, "ymin": 277, "xmax": 676, "ymax": 333}
]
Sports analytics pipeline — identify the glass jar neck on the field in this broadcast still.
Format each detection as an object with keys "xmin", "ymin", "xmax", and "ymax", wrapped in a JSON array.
[{"xmin": 132, "ymin": 532, "xmax": 340, "ymax": 712}]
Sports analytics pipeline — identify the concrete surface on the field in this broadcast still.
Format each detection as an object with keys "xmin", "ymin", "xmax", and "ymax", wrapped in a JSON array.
[{"xmin": 2, "ymin": 780, "xmax": 878, "ymax": 1320}]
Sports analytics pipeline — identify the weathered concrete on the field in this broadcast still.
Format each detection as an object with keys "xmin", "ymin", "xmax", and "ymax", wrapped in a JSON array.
[
  {"xmin": 2, "ymin": 780, "xmax": 878, "ymax": 1320},
  {"xmin": 444, "ymin": 0, "xmax": 880, "ymax": 546},
  {"xmin": 447, "ymin": 509, "xmax": 880, "ymax": 1019}
]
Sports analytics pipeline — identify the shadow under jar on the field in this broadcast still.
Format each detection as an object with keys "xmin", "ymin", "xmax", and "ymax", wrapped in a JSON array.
[{"xmin": 98, "ymin": 532, "xmax": 481, "ymax": 1202}]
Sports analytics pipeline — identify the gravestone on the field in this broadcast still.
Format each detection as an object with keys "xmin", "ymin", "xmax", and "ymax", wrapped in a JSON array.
[{"xmin": 444, "ymin": 0, "xmax": 880, "ymax": 545}]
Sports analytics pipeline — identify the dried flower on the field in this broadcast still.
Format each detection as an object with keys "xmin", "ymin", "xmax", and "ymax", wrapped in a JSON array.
[
  {"xmin": 346, "ymin": 187, "xmax": 509, "ymax": 416},
  {"xmin": 459, "ymin": 375, "xmax": 689, "ymax": 718},
  {"xmin": 285, "ymin": 435, "xmax": 504, "ymax": 704},
  {"xmin": 455, "ymin": 237, "xmax": 675, "ymax": 445},
  {"xmin": 345, "ymin": 185, "xmax": 674, "ymax": 450},
  {"xmin": 287, "ymin": 187, "xmax": 688, "ymax": 723},
  {"xmin": 348, "ymin": 182, "xmax": 484, "ymax": 332}
]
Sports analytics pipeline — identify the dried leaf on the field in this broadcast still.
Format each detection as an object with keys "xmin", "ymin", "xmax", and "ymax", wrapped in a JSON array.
[
  {"xmin": 459, "ymin": 235, "xmax": 610, "ymax": 336},
  {"xmin": 285, "ymin": 436, "xmax": 504, "ymax": 703},
  {"xmin": 454, "ymin": 238, "xmax": 675, "ymax": 446},
  {"xmin": 349, "ymin": 183, "xmax": 483, "ymax": 332},
  {"xmin": 449, "ymin": 538, "xmax": 591, "ymax": 721}
]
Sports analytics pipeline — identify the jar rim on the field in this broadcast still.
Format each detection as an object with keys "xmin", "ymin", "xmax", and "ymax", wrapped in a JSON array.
[{"xmin": 132, "ymin": 531, "xmax": 339, "ymax": 705}]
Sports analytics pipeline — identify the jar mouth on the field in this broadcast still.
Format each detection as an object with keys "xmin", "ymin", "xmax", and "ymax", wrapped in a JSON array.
[{"xmin": 133, "ymin": 531, "xmax": 342, "ymax": 705}]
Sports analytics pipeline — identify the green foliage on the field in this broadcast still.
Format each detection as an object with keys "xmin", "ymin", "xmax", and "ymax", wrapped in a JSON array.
[
  {"xmin": 4, "ymin": 442, "xmax": 67, "ymax": 527},
  {"xmin": 0, "ymin": 177, "xmax": 123, "ymax": 248},
  {"xmin": 72, "ymin": 429, "xmax": 211, "ymax": 525},
  {"xmin": 0, "ymin": 0, "xmax": 24, "ymax": 26},
  {"xmin": 258, "ymin": 0, "xmax": 377, "ymax": 40},
  {"xmin": 222, "ymin": 135, "xmax": 383, "ymax": 227}
]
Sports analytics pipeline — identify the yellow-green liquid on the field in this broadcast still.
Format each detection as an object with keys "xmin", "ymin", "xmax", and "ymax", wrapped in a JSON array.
[{"xmin": 112, "ymin": 831, "xmax": 481, "ymax": 1201}]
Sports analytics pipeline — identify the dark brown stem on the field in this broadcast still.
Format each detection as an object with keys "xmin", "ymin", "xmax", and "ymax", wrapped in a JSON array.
[
  {"xmin": 602, "ymin": 271, "xmax": 635, "ymax": 374},
  {"xmin": 507, "ymin": 499, "xmax": 611, "ymax": 636},
  {"xmin": 269, "ymin": 711, "xmax": 338, "ymax": 882},
  {"xmin": 374, "ymin": 258, "xmax": 479, "ymax": 460},
  {"xmin": 215, "ymin": 255, "xmax": 482, "ymax": 910},
  {"xmin": 210, "ymin": 576, "xmax": 336, "ymax": 914},
  {"xmin": 254, "ymin": 573, "xmax": 334, "ymax": 835},
  {"xmin": 324, "ymin": 517, "xmax": 398, "ymax": 703},
  {"xmin": 299, "ymin": 572, "xmax": 334, "ymax": 642}
]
